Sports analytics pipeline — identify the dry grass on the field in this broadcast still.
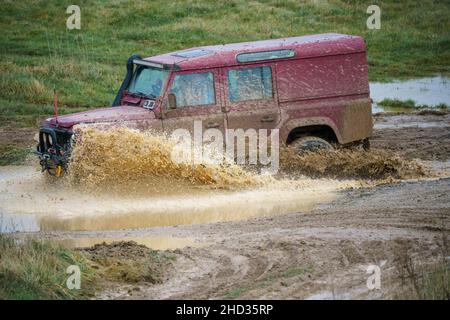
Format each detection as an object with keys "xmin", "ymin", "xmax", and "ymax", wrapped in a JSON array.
[
  {"xmin": 0, "ymin": 234, "xmax": 97, "ymax": 299},
  {"xmin": 0, "ymin": 234, "xmax": 174, "ymax": 300},
  {"xmin": 393, "ymin": 236, "xmax": 450, "ymax": 300}
]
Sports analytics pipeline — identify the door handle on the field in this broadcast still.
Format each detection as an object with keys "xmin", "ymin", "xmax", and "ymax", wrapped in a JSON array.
[
  {"xmin": 206, "ymin": 122, "xmax": 220, "ymax": 128},
  {"xmin": 260, "ymin": 116, "xmax": 274, "ymax": 123}
]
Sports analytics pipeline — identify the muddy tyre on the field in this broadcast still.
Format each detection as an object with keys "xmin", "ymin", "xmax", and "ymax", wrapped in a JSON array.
[
  {"xmin": 362, "ymin": 138, "xmax": 370, "ymax": 151},
  {"xmin": 290, "ymin": 136, "xmax": 333, "ymax": 154}
]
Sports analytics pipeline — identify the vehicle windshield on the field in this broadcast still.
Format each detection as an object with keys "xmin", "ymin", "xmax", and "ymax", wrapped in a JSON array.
[{"xmin": 128, "ymin": 66, "xmax": 169, "ymax": 98}]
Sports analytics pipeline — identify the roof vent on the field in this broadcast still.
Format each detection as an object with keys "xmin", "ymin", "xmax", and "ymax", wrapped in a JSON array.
[{"xmin": 173, "ymin": 49, "xmax": 212, "ymax": 58}]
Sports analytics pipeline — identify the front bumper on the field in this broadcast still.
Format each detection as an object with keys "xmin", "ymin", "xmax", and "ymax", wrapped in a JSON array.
[{"xmin": 35, "ymin": 127, "xmax": 73, "ymax": 176}]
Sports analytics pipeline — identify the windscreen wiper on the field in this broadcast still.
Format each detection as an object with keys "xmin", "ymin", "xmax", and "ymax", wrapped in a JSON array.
[{"xmin": 130, "ymin": 91, "xmax": 156, "ymax": 99}]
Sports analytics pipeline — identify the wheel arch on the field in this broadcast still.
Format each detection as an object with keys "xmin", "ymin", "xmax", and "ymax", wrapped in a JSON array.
[{"xmin": 282, "ymin": 118, "xmax": 342, "ymax": 145}]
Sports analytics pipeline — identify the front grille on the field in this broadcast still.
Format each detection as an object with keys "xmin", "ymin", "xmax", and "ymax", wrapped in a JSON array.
[
  {"xmin": 36, "ymin": 128, "xmax": 73, "ymax": 174},
  {"xmin": 37, "ymin": 128, "xmax": 72, "ymax": 154},
  {"xmin": 38, "ymin": 131, "xmax": 54, "ymax": 153}
]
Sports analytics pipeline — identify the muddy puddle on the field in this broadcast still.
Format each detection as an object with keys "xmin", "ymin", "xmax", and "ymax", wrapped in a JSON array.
[
  {"xmin": 0, "ymin": 166, "xmax": 350, "ymax": 232},
  {"xmin": 0, "ymin": 213, "xmax": 39, "ymax": 232},
  {"xmin": 374, "ymin": 121, "xmax": 448, "ymax": 129},
  {"xmin": 370, "ymin": 76, "xmax": 450, "ymax": 113},
  {"xmin": 0, "ymin": 127, "xmax": 361, "ymax": 233}
]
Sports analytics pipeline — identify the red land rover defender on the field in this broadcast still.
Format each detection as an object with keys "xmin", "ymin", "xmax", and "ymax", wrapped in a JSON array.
[{"xmin": 36, "ymin": 33, "xmax": 372, "ymax": 175}]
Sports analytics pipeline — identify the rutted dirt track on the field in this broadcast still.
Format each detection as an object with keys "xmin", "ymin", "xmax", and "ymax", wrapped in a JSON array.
[
  {"xmin": 372, "ymin": 111, "xmax": 450, "ymax": 161},
  {"xmin": 95, "ymin": 178, "xmax": 449, "ymax": 299}
]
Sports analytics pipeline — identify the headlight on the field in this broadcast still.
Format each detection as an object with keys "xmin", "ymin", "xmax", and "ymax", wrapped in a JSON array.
[
  {"xmin": 48, "ymin": 134, "xmax": 54, "ymax": 146},
  {"xmin": 70, "ymin": 133, "xmax": 77, "ymax": 148}
]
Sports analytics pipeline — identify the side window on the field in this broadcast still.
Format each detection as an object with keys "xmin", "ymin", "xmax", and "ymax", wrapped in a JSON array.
[
  {"xmin": 228, "ymin": 66, "xmax": 273, "ymax": 103},
  {"xmin": 170, "ymin": 72, "xmax": 215, "ymax": 108}
]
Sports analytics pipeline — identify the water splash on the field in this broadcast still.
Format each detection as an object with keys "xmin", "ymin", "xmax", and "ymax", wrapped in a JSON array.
[{"xmin": 67, "ymin": 126, "xmax": 259, "ymax": 193}]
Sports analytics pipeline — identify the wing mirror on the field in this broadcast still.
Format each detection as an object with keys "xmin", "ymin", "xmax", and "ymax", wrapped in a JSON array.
[{"xmin": 168, "ymin": 93, "xmax": 177, "ymax": 109}]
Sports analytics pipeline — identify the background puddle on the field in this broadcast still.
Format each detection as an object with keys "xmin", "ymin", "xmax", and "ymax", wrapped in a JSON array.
[{"xmin": 370, "ymin": 76, "xmax": 450, "ymax": 113}]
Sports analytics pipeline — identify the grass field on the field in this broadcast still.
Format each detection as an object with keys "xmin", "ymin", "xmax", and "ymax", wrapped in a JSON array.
[{"xmin": 0, "ymin": 0, "xmax": 449, "ymax": 125}]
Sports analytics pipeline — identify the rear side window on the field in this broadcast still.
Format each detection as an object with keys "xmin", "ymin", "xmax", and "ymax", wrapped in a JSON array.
[
  {"xmin": 228, "ymin": 66, "xmax": 273, "ymax": 102},
  {"xmin": 170, "ymin": 72, "xmax": 215, "ymax": 107}
]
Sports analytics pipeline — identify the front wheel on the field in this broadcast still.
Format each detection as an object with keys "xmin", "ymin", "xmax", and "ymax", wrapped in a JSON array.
[{"xmin": 290, "ymin": 136, "xmax": 333, "ymax": 154}]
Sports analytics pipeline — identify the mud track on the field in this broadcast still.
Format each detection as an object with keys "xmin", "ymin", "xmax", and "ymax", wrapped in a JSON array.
[
  {"xmin": 94, "ymin": 178, "xmax": 449, "ymax": 299},
  {"xmin": 372, "ymin": 111, "xmax": 450, "ymax": 161}
]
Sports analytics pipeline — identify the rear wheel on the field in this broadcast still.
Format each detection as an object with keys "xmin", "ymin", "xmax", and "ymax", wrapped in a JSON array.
[
  {"xmin": 362, "ymin": 138, "xmax": 370, "ymax": 151},
  {"xmin": 290, "ymin": 136, "xmax": 333, "ymax": 154}
]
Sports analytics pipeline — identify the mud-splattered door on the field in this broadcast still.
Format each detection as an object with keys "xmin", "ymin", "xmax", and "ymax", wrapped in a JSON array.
[{"xmin": 223, "ymin": 64, "xmax": 280, "ymax": 131}]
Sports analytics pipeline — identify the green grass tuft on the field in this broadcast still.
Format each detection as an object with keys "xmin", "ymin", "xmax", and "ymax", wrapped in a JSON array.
[
  {"xmin": 379, "ymin": 98, "xmax": 449, "ymax": 109},
  {"xmin": 378, "ymin": 98, "xmax": 417, "ymax": 108}
]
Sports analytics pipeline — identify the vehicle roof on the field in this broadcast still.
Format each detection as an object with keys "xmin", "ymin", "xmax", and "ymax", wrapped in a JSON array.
[{"xmin": 143, "ymin": 33, "xmax": 366, "ymax": 71}]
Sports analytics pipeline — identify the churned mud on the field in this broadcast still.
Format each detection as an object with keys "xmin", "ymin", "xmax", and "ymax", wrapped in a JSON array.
[
  {"xmin": 372, "ymin": 111, "xmax": 450, "ymax": 162},
  {"xmin": 59, "ymin": 236, "xmax": 202, "ymax": 251},
  {"xmin": 79, "ymin": 241, "xmax": 175, "ymax": 285},
  {"xmin": 0, "ymin": 126, "xmax": 35, "ymax": 148},
  {"xmin": 96, "ymin": 178, "xmax": 449, "ymax": 300},
  {"xmin": 1, "ymin": 110, "xmax": 450, "ymax": 299}
]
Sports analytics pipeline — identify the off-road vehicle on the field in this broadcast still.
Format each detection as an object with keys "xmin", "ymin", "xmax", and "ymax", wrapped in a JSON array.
[{"xmin": 36, "ymin": 33, "xmax": 372, "ymax": 175}]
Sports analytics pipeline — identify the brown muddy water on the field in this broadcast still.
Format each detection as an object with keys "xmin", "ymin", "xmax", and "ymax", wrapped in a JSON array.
[{"xmin": 0, "ymin": 165, "xmax": 353, "ymax": 233}]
